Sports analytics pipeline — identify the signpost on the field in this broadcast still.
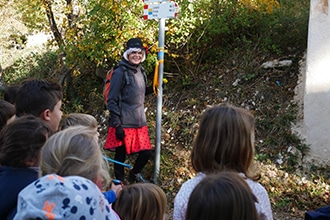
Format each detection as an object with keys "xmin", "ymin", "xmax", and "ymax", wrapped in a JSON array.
[
  {"xmin": 143, "ymin": 0, "xmax": 179, "ymax": 184},
  {"xmin": 143, "ymin": 2, "xmax": 179, "ymax": 20}
]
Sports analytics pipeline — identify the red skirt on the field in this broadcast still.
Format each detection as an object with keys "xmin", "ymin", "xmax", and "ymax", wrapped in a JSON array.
[{"xmin": 104, "ymin": 126, "xmax": 152, "ymax": 154}]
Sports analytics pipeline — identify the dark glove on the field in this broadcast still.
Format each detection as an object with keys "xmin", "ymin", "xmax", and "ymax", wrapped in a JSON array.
[
  {"xmin": 115, "ymin": 125, "xmax": 125, "ymax": 141},
  {"xmin": 145, "ymin": 86, "xmax": 153, "ymax": 96}
]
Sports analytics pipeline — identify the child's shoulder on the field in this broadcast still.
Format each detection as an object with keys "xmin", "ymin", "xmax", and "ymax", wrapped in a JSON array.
[
  {"xmin": 244, "ymin": 177, "xmax": 270, "ymax": 201},
  {"xmin": 177, "ymin": 173, "xmax": 206, "ymax": 196}
]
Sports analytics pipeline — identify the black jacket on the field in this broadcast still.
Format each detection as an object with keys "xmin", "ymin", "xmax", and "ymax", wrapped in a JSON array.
[{"xmin": 0, "ymin": 166, "xmax": 38, "ymax": 219}]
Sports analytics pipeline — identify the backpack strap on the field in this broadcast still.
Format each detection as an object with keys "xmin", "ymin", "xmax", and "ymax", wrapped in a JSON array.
[
  {"xmin": 141, "ymin": 66, "xmax": 147, "ymax": 84},
  {"xmin": 116, "ymin": 66, "xmax": 129, "ymax": 112},
  {"xmin": 121, "ymin": 66, "xmax": 130, "ymax": 88}
]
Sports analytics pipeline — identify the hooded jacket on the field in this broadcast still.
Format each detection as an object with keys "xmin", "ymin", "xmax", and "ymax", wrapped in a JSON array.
[{"xmin": 107, "ymin": 58, "xmax": 147, "ymax": 128}]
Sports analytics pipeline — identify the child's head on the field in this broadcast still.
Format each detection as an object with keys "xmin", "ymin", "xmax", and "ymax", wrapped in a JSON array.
[
  {"xmin": 14, "ymin": 174, "xmax": 117, "ymax": 220},
  {"xmin": 0, "ymin": 115, "xmax": 52, "ymax": 167},
  {"xmin": 191, "ymin": 103, "xmax": 257, "ymax": 179},
  {"xmin": 40, "ymin": 125, "xmax": 110, "ymax": 189},
  {"xmin": 0, "ymin": 100, "xmax": 16, "ymax": 131},
  {"xmin": 60, "ymin": 113, "xmax": 98, "ymax": 130},
  {"xmin": 4, "ymin": 84, "xmax": 20, "ymax": 105},
  {"xmin": 114, "ymin": 183, "xmax": 167, "ymax": 220},
  {"xmin": 15, "ymin": 79, "xmax": 63, "ymax": 132},
  {"xmin": 186, "ymin": 172, "xmax": 259, "ymax": 220}
]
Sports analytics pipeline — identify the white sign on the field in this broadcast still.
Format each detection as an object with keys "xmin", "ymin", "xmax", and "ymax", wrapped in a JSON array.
[
  {"xmin": 143, "ymin": 2, "xmax": 179, "ymax": 20},
  {"xmin": 143, "ymin": 0, "xmax": 170, "ymax": 2}
]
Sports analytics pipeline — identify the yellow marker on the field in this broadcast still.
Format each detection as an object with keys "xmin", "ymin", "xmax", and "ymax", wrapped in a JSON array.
[
  {"xmin": 153, "ymin": 61, "xmax": 168, "ymax": 95},
  {"xmin": 153, "ymin": 60, "xmax": 159, "ymax": 95}
]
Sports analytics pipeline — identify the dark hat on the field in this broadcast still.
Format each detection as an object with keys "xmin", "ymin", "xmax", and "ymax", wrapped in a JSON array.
[{"xmin": 126, "ymin": 38, "xmax": 144, "ymax": 50}]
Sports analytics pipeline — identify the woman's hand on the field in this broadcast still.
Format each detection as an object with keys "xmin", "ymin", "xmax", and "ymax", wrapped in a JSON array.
[{"xmin": 115, "ymin": 125, "xmax": 125, "ymax": 140}]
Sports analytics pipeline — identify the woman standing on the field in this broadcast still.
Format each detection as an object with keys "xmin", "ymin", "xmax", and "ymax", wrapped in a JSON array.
[{"xmin": 104, "ymin": 38, "xmax": 152, "ymax": 183}]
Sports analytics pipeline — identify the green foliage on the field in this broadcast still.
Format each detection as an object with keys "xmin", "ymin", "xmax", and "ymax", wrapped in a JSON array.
[
  {"xmin": 8, "ymin": 34, "xmax": 28, "ymax": 48},
  {"xmin": 275, "ymin": 197, "xmax": 291, "ymax": 208},
  {"xmin": 7, "ymin": 0, "xmax": 309, "ymax": 88},
  {"xmin": 13, "ymin": 0, "xmax": 48, "ymax": 31},
  {"xmin": 12, "ymin": 0, "xmax": 158, "ymax": 72},
  {"xmin": 165, "ymin": 0, "xmax": 309, "ymax": 79},
  {"xmin": 10, "ymin": 0, "xmax": 309, "ymax": 61},
  {"xmin": 3, "ymin": 51, "xmax": 59, "ymax": 84},
  {"xmin": 63, "ymin": 70, "xmax": 103, "ymax": 114},
  {"xmin": 6, "ymin": 0, "xmax": 161, "ymax": 112},
  {"xmin": 63, "ymin": 0, "xmax": 158, "ymax": 71}
]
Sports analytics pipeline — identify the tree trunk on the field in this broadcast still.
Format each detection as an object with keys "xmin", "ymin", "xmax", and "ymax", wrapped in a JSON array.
[
  {"xmin": 65, "ymin": 0, "xmax": 79, "ymax": 29},
  {"xmin": 0, "ymin": 65, "xmax": 6, "ymax": 91},
  {"xmin": 42, "ymin": 0, "xmax": 64, "ymax": 48}
]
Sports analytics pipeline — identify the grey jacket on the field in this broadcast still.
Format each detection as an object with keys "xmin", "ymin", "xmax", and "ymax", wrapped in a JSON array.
[{"xmin": 107, "ymin": 59, "xmax": 147, "ymax": 128}]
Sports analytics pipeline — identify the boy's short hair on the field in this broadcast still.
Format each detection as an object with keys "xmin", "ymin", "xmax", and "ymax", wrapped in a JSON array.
[
  {"xmin": 0, "ymin": 100, "xmax": 15, "ymax": 131},
  {"xmin": 4, "ymin": 85, "xmax": 20, "ymax": 105},
  {"xmin": 15, "ymin": 79, "xmax": 62, "ymax": 117},
  {"xmin": 14, "ymin": 174, "xmax": 116, "ymax": 219}
]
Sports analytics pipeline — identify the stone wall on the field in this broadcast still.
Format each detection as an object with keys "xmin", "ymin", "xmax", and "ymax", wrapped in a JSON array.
[{"xmin": 300, "ymin": 0, "xmax": 330, "ymax": 166}]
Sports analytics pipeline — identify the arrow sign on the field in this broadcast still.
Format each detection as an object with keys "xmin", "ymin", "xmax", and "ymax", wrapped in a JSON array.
[{"xmin": 143, "ymin": 2, "xmax": 179, "ymax": 20}]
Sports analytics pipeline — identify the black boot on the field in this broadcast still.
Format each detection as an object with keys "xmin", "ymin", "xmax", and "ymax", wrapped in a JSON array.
[
  {"xmin": 128, "ymin": 170, "xmax": 149, "ymax": 184},
  {"xmin": 128, "ymin": 170, "xmax": 137, "ymax": 183},
  {"xmin": 114, "ymin": 146, "xmax": 126, "ymax": 182}
]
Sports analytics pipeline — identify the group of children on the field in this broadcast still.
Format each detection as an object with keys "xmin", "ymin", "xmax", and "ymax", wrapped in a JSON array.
[
  {"xmin": 0, "ymin": 77, "xmax": 274, "ymax": 220},
  {"xmin": 0, "ymin": 79, "xmax": 168, "ymax": 220}
]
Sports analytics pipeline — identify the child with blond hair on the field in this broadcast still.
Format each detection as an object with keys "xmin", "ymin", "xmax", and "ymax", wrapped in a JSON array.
[{"xmin": 45, "ymin": 114, "xmax": 123, "ymax": 204}]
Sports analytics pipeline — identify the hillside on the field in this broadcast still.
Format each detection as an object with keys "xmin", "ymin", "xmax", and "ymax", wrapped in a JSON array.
[{"xmin": 107, "ymin": 49, "xmax": 329, "ymax": 219}]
